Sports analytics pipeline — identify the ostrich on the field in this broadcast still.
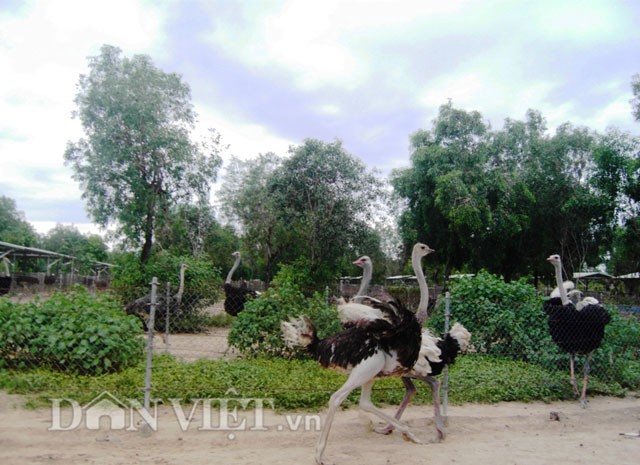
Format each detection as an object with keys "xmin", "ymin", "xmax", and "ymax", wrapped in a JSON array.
[
  {"xmin": 0, "ymin": 256, "xmax": 11, "ymax": 295},
  {"xmin": 375, "ymin": 323, "xmax": 471, "ymax": 440},
  {"xmin": 336, "ymin": 255, "xmax": 390, "ymax": 323},
  {"xmin": 351, "ymin": 255, "xmax": 372, "ymax": 302},
  {"xmin": 223, "ymin": 251, "xmax": 258, "ymax": 316},
  {"xmin": 125, "ymin": 263, "xmax": 189, "ymax": 330},
  {"xmin": 282, "ymin": 243, "xmax": 432, "ymax": 465},
  {"xmin": 544, "ymin": 254, "xmax": 611, "ymax": 407},
  {"xmin": 369, "ymin": 246, "xmax": 470, "ymax": 441}
]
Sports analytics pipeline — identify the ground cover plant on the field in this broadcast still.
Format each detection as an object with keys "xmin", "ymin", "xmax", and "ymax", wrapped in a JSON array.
[{"xmin": 0, "ymin": 353, "xmax": 628, "ymax": 410}]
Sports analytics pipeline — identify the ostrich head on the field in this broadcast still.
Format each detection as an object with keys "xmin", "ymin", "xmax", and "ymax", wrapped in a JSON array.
[
  {"xmin": 353, "ymin": 256, "xmax": 372, "ymax": 268},
  {"xmin": 415, "ymin": 242, "xmax": 435, "ymax": 258},
  {"xmin": 546, "ymin": 254, "xmax": 561, "ymax": 267},
  {"xmin": 232, "ymin": 251, "xmax": 240, "ymax": 258}
]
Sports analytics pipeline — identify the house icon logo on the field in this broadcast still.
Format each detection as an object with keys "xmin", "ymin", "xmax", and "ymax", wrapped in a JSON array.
[
  {"xmin": 83, "ymin": 391, "xmax": 129, "ymax": 430},
  {"xmin": 49, "ymin": 391, "xmax": 158, "ymax": 432}
]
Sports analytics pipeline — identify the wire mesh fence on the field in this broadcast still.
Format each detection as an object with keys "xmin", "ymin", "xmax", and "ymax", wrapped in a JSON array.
[{"xmin": 0, "ymin": 275, "xmax": 638, "ymax": 409}]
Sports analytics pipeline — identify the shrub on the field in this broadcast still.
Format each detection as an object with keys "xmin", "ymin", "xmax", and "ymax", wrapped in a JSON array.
[
  {"xmin": 227, "ymin": 264, "xmax": 342, "ymax": 357},
  {"xmin": 429, "ymin": 271, "xmax": 548, "ymax": 361},
  {"xmin": 0, "ymin": 287, "xmax": 144, "ymax": 375}
]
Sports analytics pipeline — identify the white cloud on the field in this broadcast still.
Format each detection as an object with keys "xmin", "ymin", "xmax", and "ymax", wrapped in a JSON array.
[
  {"xmin": 532, "ymin": 0, "xmax": 632, "ymax": 43},
  {"xmin": 195, "ymin": 106, "xmax": 294, "ymax": 162},
  {"xmin": 314, "ymin": 104, "xmax": 342, "ymax": 116},
  {"xmin": 29, "ymin": 220, "xmax": 106, "ymax": 237},
  {"xmin": 202, "ymin": 0, "xmax": 469, "ymax": 90}
]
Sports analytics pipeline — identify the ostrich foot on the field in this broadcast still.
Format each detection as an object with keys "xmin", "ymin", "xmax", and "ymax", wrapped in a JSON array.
[
  {"xmin": 434, "ymin": 419, "xmax": 446, "ymax": 441},
  {"xmin": 579, "ymin": 397, "xmax": 589, "ymax": 409},
  {"xmin": 401, "ymin": 430, "xmax": 421, "ymax": 443},
  {"xmin": 374, "ymin": 424, "xmax": 394, "ymax": 435}
]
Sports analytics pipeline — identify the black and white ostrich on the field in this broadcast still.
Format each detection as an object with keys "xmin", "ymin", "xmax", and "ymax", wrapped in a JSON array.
[
  {"xmin": 125, "ymin": 263, "xmax": 189, "ymax": 330},
  {"xmin": 282, "ymin": 243, "xmax": 435, "ymax": 465},
  {"xmin": 544, "ymin": 254, "xmax": 611, "ymax": 407},
  {"xmin": 369, "ymin": 245, "xmax": 470, "ymax": 441},
  {"xmin": 223, "ymin": 251, "xmax": 258, "ymax": 316}
]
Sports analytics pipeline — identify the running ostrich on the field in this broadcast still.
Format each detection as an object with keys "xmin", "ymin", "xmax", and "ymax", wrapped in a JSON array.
[
  {"xmin": 282, "ymin": 243, "xmax": 433, "ymax": 465},
  {"xmin": 223, "ymin": 251, "xmax": 258, "ymax": 316},
  {"xmin": 544, "ymin": 254, "xmax": 611, "ymax": 407},
  {"xmin": 125, "ymin": 263, "xmax": 189, "ymax": 330},
  {"xmin": 341, "ymin": 247, "xmax": 471, "ymax": 441}
]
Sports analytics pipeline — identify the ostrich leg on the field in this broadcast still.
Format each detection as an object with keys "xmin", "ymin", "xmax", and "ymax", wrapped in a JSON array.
[
  {"xmin": 580, "ymin": 354, "xmax": 592, "ymax": 408},
  {"xmin": 374, "ymin": 377, "xmax": 416, "ymax": 435},
  {"xmin": 569, "ymin": 353, "xmax": 579, "ymax": 396}
]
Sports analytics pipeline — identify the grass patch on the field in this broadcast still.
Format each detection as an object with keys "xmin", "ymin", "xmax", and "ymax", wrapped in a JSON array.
[{"xmin": 0, "ymin": 354, "xmax": 626, "ymax": 410}]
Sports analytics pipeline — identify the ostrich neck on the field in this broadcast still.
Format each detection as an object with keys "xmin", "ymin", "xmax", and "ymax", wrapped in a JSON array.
[
  {"xmin": 225, "ymin": 256, "xmax": 240, "ymax": 284},
  {"xmin": 413, "ymin": 251, "xmax": 429, "ymax": 325},
  {"xmin": 554, "ymin": 262, "xmax": 569, "ymax": 306},
  {"xmin": 176, "ymin": 266, "xmax": 186, "ymax": 298},
  {"xmin": 355, "ymin": 262, "xmax": 372, "ymax": 298}
]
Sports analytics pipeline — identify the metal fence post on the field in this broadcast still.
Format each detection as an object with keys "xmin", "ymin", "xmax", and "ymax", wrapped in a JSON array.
[
  {"xmin": 164, "ymin": 282, "xmax": 171, "ymax": 353},
  {"xmin": 442, "ymin": 291, "xmax": 451, "ymax": 422},
  {"xmin": 141, "ymin": 277, "xmax": 158, "ymax": 435}
]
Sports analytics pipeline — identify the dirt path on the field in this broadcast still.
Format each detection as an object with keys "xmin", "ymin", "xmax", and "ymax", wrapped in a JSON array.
[{"xmin": 1, "ymin": 392, "xmax": 638, "ymax": 465}]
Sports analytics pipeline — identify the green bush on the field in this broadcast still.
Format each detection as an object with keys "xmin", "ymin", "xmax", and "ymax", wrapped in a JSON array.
[
  {"xmin": 429, "ymin": 271, "xmax": 548, "ymax": 360},
  {"xmin": 0, "ymin": 287, "xmax": 144, "ymax": 375},
  {"xmin": 228, "ymin": 264, "xmax": 342, "ymax": 357}
]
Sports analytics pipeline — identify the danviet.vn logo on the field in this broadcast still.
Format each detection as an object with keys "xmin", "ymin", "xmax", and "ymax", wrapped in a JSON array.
[{"xmin": 49, "ymin": 389, "xmax": 320, "ymax": 436}]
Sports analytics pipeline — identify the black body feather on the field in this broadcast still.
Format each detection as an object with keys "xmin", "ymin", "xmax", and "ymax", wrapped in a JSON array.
[
  {"xmin": 427, "ymin": 334, "xmax": 462, "ymax": 377},
  {"xmin": 224, "ymin": 283, "xmax": 257, "ymax": 316},
  {"xmin": 543, "ymin": 297, "xmax": 611, "ymax": 354},
  {"xmin": 307, "ymin": 298, "xmax": 421, "ymax": 374}
]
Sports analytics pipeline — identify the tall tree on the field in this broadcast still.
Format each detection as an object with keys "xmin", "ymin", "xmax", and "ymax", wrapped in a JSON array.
[
  {"xmin": 269, "ymin": 138, "xmax": 384, "ymax": 288},
  {"xmin": 391, "ymin": 102, "xmax": 491, "ymax": 279},
  {"xmin": 64, "ymin": 45, "xmax": 223, "ymax": 264},
  {"xmin": 218, "ymin": 153, "xmax": 285, "ymax": 284}
]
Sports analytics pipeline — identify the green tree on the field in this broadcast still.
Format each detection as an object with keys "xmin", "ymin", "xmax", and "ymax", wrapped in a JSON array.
[
  {"xmin": 391, "ymin": 102, "xmax": 491, "ymax": 279},
  {"xmin": 218, "ymin": 154, "xmax": 286, "ymax": 284},
  {"xmin": 0, "ymin": 196, "xmax": 38, "ymax": 246},
  {"xmin": 64, "ymin": 45, "xmax": 223, "ymax": 265},
  {"xmin": 393, "ymin": 103, "xmax": 618, "ymax": 283},
  {"xmin": 269, "ymin": 139, "xmax": 384, "ymax": 290},
  {"xmin": 40, "ymin": 224, "xmax": 108, "ymax": 274},
  {"xmin": 593, "ymin": 128, "xmax": 640, "ymax": 275}
]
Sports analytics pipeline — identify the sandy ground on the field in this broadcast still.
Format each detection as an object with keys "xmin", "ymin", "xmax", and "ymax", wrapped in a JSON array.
[{"xmin": 1, "ymin": 391, "xmax": 638, "ymax": 465}]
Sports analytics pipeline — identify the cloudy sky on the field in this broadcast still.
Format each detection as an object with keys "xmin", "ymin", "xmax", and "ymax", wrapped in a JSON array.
[{"xmin": 1, "ymin": 0, "xmax": 639, "ymax": 237}]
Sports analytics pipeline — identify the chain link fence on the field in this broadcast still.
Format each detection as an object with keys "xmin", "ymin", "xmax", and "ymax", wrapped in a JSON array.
[{"xmin": 0, "ymin": 275, "xmax": 638, "ymax": 408}]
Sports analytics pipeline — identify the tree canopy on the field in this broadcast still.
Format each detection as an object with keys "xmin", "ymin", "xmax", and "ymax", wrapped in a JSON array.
[
  {"xmin": 392, "ymin": 102, "xmax": 634, "ymax": 282},
  {"xmin": 219, "ymin": 139, "xmax": 387, "ymax": 289},
  {"xmin": 64, "ymin": 45, "xmax": 223, "ymax": 265}
]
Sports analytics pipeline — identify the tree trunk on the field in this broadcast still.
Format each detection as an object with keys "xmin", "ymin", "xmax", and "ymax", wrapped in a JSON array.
[{"xmin": 140, "ymin": 208, "xmax": 155, "ymax": 265}]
